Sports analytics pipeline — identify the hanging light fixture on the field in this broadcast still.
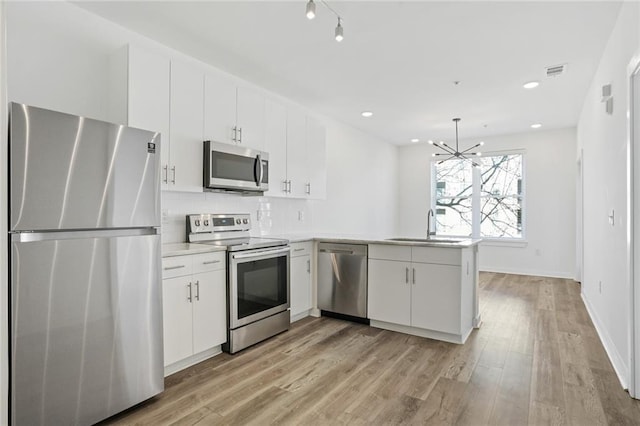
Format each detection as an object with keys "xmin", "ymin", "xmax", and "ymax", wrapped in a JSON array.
[
  {"xmin": 304, "ymin": 0, "xmax": 344, "ymax": 42},
  {"xmin": 430, "ymin": 118, "xmax": 484, "ymax": 167},
  {"xmin": 335, "ymin": 17, "xmax": 344, "ymax": 42},
  {"xmin": 306, "ymin": 0, "xmax": 316, "ymax": 20}
]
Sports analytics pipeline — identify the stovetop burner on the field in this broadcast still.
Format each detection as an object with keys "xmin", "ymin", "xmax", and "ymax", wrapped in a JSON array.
[{"xmin": 186, "ymin": 213, "xmax": 288, "ymax": 251}]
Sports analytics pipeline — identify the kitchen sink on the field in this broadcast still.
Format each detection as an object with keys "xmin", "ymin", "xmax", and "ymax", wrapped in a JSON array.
[{"xmin": 387, "ymin": 237, "xmax": 469, "ymax": 244}]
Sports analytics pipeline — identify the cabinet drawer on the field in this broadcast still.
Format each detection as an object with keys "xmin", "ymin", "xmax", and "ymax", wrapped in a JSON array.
[
  {"xmin": 290, "ymin": 241, "xmax": 313, "ymax": 257},
  {"xmin": 369, "ymin": 244, "xmax": 411, "ymax": 262},
  {"xmin": 162, "ymin": 256, "xmax": 193, "ymax": 279},
  {"xmin": 192, "ymin": 251, "xmax": 226, "ymax": 274},
  {"xmin": 411, "ymin": 246, "xmax": 461, "ymax": 266}
]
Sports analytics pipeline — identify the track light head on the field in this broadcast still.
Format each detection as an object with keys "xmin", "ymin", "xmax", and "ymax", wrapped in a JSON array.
[
  {"xmin": 306, "ymin": 0, "xmax": 316, "ymax": 20},
  {"xmin": 335, "ymin": 18, "xmax": 344, "ymax": 42}
]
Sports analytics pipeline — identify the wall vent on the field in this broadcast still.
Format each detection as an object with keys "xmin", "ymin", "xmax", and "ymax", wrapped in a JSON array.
[{"xmin": 546, "ymin": 64, "xmax": 566, "ymax": 77}]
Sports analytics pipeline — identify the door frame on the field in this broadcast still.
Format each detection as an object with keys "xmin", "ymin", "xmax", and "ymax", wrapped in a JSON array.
[{"xmin": 628, "ymin": 53, "xmax": 640, "ymax": 399}]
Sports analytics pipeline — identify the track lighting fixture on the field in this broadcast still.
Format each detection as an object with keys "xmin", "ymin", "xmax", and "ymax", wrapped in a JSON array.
[
  {"xmin": 306, "ymin": 0, "xmax": 316, "ymax": 20},
  {"xmin": 335, "ymin": 18, "xmax": 344, "ymax": 42},
  {"xmin": 305, "ymin": 0, "xmax": 344, "ymax": 42}
]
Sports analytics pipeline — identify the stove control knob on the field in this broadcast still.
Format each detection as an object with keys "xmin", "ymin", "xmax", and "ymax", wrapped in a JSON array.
[
  {"xmin": 243, "ymin": 219, "xmax": 248, "ymax": 224},
  {"xmin": 203, "ymin": 220, "xmax": 209, "ymax": 226},
  {"xmin": 195, "ymin": 219, "xmax": 201, "ymax": 227},
  {"xmin": 236, "ymin": 219, "xmax": 241, "ymax": 225}
]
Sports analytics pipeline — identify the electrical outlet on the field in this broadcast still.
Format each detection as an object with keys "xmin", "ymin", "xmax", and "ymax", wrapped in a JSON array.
[
  {"xmin": 298, "ymin": 211, "xmax": 305, "ymax": 221},
  {"xmin": 535, "ymin": 249, "xmax": 541, "ymax": 256},
  {"xmin": 161, "ymin": 209, "xmax": 169, "ymax": 225}
]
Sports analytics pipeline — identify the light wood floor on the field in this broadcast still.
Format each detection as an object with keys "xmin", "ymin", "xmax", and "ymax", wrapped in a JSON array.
[{"xmin": 104, "ymin": 272, "xmax": 640, "ymax": 425}]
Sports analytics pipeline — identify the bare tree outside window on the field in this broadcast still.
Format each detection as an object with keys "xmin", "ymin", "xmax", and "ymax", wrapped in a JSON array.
[{"xmin": 433, "ymin": 154, "xmax": 524, "ymax": 239}]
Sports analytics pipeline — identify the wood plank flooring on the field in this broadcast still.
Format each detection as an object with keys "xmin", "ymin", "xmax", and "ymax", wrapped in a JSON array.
[{"xmin": 103, "ymin": 272, "xmax": 640, "ymax": 425}]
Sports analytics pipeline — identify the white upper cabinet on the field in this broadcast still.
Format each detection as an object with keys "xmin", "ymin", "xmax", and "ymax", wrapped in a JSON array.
[
  {"xmin": 169, "ymin": 60, "xmax": 205, "ymax": 192},
  {"xmin": 264, "ymin": 100, "xmax": 327, "ymax": 200},
  {"xmin": 204, "ymin": 72, "xmax": 265, "ymax": 151},
  {"xmin": 286, "ymin": 107, "xmax": 308, "ymax": 198},
  {"xmin": 111, "ymin": 44, "xmax": 171, "ymax": 188},
  {"xmin": 264, "ymin": 99, "xmax": 288, "ymax": 196},
  {"xmin": 203, "ymin": 71, "xmax": 237, "ymax": 145},
  {"xmin": 306, "ymin": 116, "xmax": 327, "ymax": 200},
  {"xmin": 236, "ymin": 86, "xmax": 265, "ymax": 151}
]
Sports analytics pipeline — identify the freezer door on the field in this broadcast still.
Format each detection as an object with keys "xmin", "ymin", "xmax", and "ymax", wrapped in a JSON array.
[
  {"xmin": 10, "ymin": 232, "xmax": 163, "ymax": 426},
  {"xmin": 9, "ymin": 103, "xmax": 161, "ymax": 231}
]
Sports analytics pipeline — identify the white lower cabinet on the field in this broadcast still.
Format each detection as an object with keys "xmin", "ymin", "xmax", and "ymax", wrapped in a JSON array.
[
  {"xmin": 368, "ymin": 244, "xmax": 475, "ymax": 344},
  {"xmin": 289, "ymin": 241, "xmax": 313, "ymax": 321},
  {"xmin": 162, "ymin": 251, "xmax": 226, "ymax": 374}
]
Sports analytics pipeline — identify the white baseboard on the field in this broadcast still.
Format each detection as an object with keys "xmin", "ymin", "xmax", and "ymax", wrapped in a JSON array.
[
  {"xmin": 164, "ymin": 346, "xmax": 222, "ymax": 377},
  {"xmin": 310, "ymin": 307, "xmax": 321, "ymax": 318},
  {"xmin": 581, "ymin": 292, "xmax": 629, "ymax": 390},
  {"xmin": 480, "ymin": 265, "xmax": 575, "ymax": 280},
  {"xmin": 290, "ymin": 309, "xmax": 311, "ymax": 323},
  {"xmin": 370, "ymin": 320, "xmax": 472, "ymax": 344}
]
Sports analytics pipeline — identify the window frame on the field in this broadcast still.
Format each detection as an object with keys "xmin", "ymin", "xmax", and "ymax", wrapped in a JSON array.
[{"xmin": 431, "ymin": 149, "xmax": 526, "ymax": 242}]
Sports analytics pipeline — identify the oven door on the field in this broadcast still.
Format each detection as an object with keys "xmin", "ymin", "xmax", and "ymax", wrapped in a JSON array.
[
  {"xmin": 229, "ymin": 246, "xmax": 290, "ymax": 329},
  {"xmin": 204, "ymin": 141, "xmax": 269, "ymax": 192}
]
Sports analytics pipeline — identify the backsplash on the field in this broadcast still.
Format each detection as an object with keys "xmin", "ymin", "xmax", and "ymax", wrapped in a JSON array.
[{"xmin": 161, "ymin": 191, "xmax": 312, "ymax": 243}]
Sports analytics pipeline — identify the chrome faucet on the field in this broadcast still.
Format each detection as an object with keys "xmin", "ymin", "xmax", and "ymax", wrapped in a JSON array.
[{"xmin": 427, "ymin": 209, "xmax": 435, "ymax": 239}]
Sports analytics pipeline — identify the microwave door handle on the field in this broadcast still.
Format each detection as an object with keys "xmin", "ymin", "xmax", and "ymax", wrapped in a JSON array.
[
  {"xmin": 253, "ymin": 154, "xmax": 261, "ymax": 187},
  {"xmin": 255, "ymin": 154, "xmax": 263, "ymax": 187}
]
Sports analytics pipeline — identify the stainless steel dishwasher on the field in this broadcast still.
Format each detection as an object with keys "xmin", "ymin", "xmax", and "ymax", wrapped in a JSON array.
[{"xmin": 317, "ymin": 243, "xmax": 368, "ymax": 321}]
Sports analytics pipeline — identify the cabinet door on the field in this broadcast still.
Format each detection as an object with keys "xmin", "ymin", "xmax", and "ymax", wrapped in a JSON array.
[
  {"xmin": 192, "ymin": 269, "xmax": 227, "ymax": 354},
  {"xmin": 290, "ymin": 255, "xmax": 311, "ymax": 317},
  {"xmin": 367, "ymin": 259, "xmax": 411, "ymax": 326},
  {"xmin": 411, "ymin": 263, "xmax": 461, "ymax": 334},
  {"xmin": 286, "ymin": 108, "xmax": 308, "ymax": 198},
  {"xmin": 162, "ymin": 276, "xmax": 194, "ymax": 366},
  {"xmin": 306, "ymin": 116, "xmax": 327, "ymax": 200},
  {"xmin": 236, "ymin": 86, "xmax": 265, "ymax": 151},
  {"xmin": 169, "ymin": 61, "xmax": 204, "ymax": 192},
  {"xmin": 127, "ymin": 45, "xmax": 171, "ymax": 188},
  {"xmin": 204, "ymin": 72, "xmax": 237, "ymax": 145},
  {"xmin": 264, "ymin": 99, "xmax": 288, "ymax": 197}
]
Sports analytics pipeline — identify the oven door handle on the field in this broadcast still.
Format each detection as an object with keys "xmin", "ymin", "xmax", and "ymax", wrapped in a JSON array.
[{"xmin": 231, "ymin": 246, "xmax": 291, "ymax": 260}]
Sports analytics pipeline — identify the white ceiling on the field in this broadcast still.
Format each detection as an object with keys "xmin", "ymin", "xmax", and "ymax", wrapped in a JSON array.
[{"xmin": 76, "ymin": 1, "xmax": 622, "ymax": 145}]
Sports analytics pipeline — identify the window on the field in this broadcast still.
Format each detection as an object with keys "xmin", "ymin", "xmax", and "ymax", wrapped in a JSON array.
[{"xmin": 432, "ymin": 153, "xmax": 524, "ymax": 239}]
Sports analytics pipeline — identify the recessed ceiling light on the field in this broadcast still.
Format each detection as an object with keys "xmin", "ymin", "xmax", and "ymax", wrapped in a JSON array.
[
  {"xmin": 411, "ymin": 138, "xmax": 420, "ymax": 143},
  {"xmin": 531, "ymin": 123, "xmax": 542, "ymax": 129},
  {"xmin": 523, "ymin": 81, "xmax": 540, "ymax": 89},
  {"xmin": 361, "ymin": 111, "xmax": 373, "ymax": 118}
]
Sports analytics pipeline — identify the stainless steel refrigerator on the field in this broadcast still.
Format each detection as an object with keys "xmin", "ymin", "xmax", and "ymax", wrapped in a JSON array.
[{"xmin": 8, "ymin": 103, "xmax": 164, "ymax": 425}]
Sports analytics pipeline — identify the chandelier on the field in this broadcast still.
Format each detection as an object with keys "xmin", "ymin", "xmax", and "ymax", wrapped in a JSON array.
[{"xmin": 430, "ymin": 118, "xmax": 484, "ymax": 167}]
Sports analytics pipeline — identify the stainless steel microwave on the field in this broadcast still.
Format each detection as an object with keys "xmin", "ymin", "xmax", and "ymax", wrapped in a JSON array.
[{"xmin": 203, "ymin": 141, "xmax": 269, "ymax": 194}]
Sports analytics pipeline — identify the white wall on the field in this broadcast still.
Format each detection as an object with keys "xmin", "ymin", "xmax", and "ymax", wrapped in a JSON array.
[
  {"xmin": 398, "ymin": 127, "xmax": 577, "ymax": 279},
  {"xmin": 577, "ymin": 1, "xmax": 640, "ymax": 389}
]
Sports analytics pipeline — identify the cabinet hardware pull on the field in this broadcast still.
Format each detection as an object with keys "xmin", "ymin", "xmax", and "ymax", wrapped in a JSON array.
[
  {"xmin": 405, "ymin": 267, "xmax": 409, "ymax": 284},
  {"xmin": 307, "ymin": 259, "xmax": 311, "ymax": 273},
  {"xmin": 306, "ymin": 183, "xmax": 311, "ymax": 195},
  {"xmin": 164, "ymin": 265, "xmax": 185, "ymax": 270},
  {"xmin": 187, "ymin": 283, "xmax": 192, "ymax": 303},
  {"xmin": 232, "ymin": 126, "xmax": 237, "ymax": 142},
  {"xmin": 466, "ymin": 262, "xmax": 469, "ymax": 275},
  {"xmin": 294, "ymin": 248, "xmax": 305, "ymax": 252},
  {"xmin": 412, "ymin": 268, "xmax": 416, "ymax": 285},
  {"xmin": 203, "ymin": 260, "xmax": 221, "ymax": 265},
  {"xmin": 195, "ymin": 280, "xmax": 200, "ymax": 301},
  {"xmin": 170, "ymin": 166, "xmax": 176, "ymax": 184},
  {"xmin": 163, "ymin": 165, "xmax": 168, "ymax": 184},
  {"xmin": 287, "ymin": 180, "xmax": 292, "ymax": 193},
  {"xmin": 239, "ymin": 127, "xmax": 243, "ymax": 143}
]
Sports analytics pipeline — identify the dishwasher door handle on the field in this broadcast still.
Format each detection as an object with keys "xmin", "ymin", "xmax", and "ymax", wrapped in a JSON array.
[{"xmin": 319, "ymin": 249, "xmax": 354, "ymax": 255}]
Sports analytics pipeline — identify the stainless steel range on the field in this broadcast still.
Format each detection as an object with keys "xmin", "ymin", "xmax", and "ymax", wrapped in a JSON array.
[{"xmin": 187, "ymin": 214, "xmax": 290, "ymax": 353}]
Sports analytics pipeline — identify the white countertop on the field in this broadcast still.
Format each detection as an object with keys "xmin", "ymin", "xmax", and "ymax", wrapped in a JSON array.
[
  {"xmin": 162, "ymin": 243, "xmax": 226, "ymax": 258},
  {"xmin": 265, "ymin": 233, "xmax": 482, "ymax": 248}
]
